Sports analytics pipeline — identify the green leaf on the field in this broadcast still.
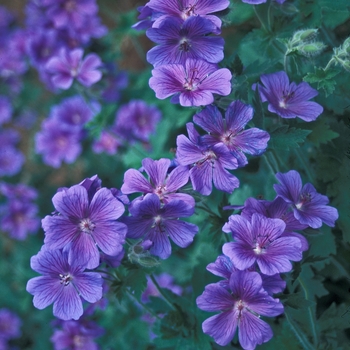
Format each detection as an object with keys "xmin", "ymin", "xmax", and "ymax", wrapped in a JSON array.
[
  {"xmin": 318, "ymin": 302, "xmax": 350, "ymax": 332},
  {"xmin": 251, "ymin": 84, "xmax": 265, "ymax": 129},
  {"xmin": 268, "ymin": 125, "xmax": 312, "ymax": 150},
  {"xmin": 306, "ymin": 120, "xmax": 339, "ymax": 146},
  {"xmin": 279, "ymin": 292, "xmax": 316, "ymax": 309},
  {"xmin": 303, "ymin": 67, "xmax": 340, "ymax": 97}
]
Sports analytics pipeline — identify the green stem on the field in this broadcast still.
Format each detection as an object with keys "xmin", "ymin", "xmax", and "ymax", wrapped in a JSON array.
[
  {"xmin": 253, "ymin": 6, "xmax": 269, "ymax": 33},
  {"xmin": 263, "ymin": 153, "xmax": 277, "ymax": 177},
  {"xmin": 149, "ymin": 273, "xmax": 177, "ymax": 311},
  {"xmin": 284, "ymin": 309, "xmax": 314, "ymax": 350},
  {"xmin": 298, "ymin": 277, "xmax": 318, "ymax": 347},
  {"xmin": 284, "ymin": 53, "xmax": 289, "ymax": 73},
  {"xmin": 294, "ymin": 148, "xmax": 314, "ymax": 183},
  {"xmin": 127, "ymin": 290, "xmax": 162, "ymax": 320},
  {"xmin": 267, "ymin": 1, "xmax": 272, "ymax": 32},
  {"xmin": 324, "ymin": 57, "xmax": 335, "ymax": 71}
]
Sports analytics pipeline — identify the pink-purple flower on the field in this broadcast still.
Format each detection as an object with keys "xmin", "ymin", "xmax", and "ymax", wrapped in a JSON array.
[
  {"xmin": 121, "ymin": 157, "xmax": 194, "ymax": 207},
  {"xmin": 256, "ymin": 71, "xmax": 323, "ymax": 122},
  {"xmin": 146, "ymin": 16, "xmax": 224, "ymax": 67},
  {"xmin": 149, "ymin": 58, "xmax": 232, "ymax": 106},
  {"xmin": 176, "ymin": 123, "xmax": 240, "ymax": 195},
  {"xmin": 196, "ymin": 270, "xmax": 284, "ymax": 348},
  {"xmin": 46, "ymin": 48, "xmax": 102, "ymax": 89},
  {"xmin": 42, "ymin": 184, "xmax": 127, "ymax": 269},
  {"xmin": 122, "ymin": 194, "xmax": 198, "ymax": 259},
  {"xmin": 274, "ymin": 170, "xmax": 339, "ymax": 229},
  {"xmin": 193, "ymin": 101, "xmax": 270, "ymax": 167},
  {"xmin": 222, "ymin": 213, "xmax": 303, "ymax": 275},
  {"xmin": 26, "ymin": 249, "xmax": 103, "ymax": 320}
]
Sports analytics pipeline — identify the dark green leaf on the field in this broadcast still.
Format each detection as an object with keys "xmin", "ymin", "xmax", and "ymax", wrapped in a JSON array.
[
  {"xmin": 279, "ymin": 292, "xmax": 316, "ymax": 309},
  {"xmin": 268, "ymin": 125, "xmax": 311, "ymax": 150},
  {"xmin": 303, "ymin": 67, "xmax": 340, "ymax": 97}
]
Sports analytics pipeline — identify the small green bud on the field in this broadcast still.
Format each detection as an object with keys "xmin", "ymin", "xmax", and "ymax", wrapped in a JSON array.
[
  {"xmin": 342, "ymin": 37, "xmax": 350, "ymax": 49},
  {"xmin": 279, "ymin": 3, "xmax": 299, "ymax": 15},
  {"xmin": 298, "ymin": 42, "xmax": 326, "ymax": 57},
  {"xmin": 292, "ymin": 29, "xmax": 318, "ymax": 44},
  {"xmin": 341, "ymin": 60, "xmax": 350, "ymax": 72}
]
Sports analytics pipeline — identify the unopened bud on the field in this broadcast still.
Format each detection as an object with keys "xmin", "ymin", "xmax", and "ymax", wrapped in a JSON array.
[
  {"xmin": 298, "ymin": 42, "xmax": 326, "ymax": 57},
  {"xmin": 341, "ymin": 60, "xmax": 350, "ymax": 72},
  {"xmin": 279, "ymin": 3, "xmax": 299, "ymax": 15},
  {"xmin": 293, "ymin": 29, "xmax": 318, "ymax": 44},
  {"xmin": 343, "ymin": 37, "xmax": 350, "ymax": 49}
]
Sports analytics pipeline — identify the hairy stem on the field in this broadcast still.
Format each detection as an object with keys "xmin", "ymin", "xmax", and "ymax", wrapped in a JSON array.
[
  {"xmin": 284, "ymin": 309, "xmax": 314, "ymax": 350},
  {"xmin": 298, "ymin": 277, "xmax": 318, "ymax": 347},
  {"xmin": 253, "ymin": 6, "xmax": 269, "ymax": 33},
  {"xmin": 149, "ymin": 273, "xmax": 177, "ymax": 311}
]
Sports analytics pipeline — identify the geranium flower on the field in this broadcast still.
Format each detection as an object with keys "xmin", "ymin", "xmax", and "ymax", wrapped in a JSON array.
[
  {"xmin": 256, "ymin": 71, "xmax": 323, "ymax": 121},
  {"xmin": 149, "ymin": 58, "xmax": 231, "ymax": 107}
]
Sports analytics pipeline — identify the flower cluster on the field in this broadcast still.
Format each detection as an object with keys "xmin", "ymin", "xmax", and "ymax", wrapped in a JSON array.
[
  {"xmin": 138, "ymin": 0, "xmax": 232, "ymax": 106},
  {"xmin": 0, "ymin": 308, "xmax": 22, "ymax": 349},
  {"xmin": 254, "ymin": 71, "xmax": 323, "ymax": 122},
  {"xmin": 25, "ymin": 0, "xmax": 106, "ymax": 90},
  {"xmin": 35, "ymin": 95, "xmax": 100, "ymax": 167},
  {"xmin": 51, "ymin": 319, "xmax": 104, "ymax": 350},
  {"xmin": 197, "ymin": 170, "xmax": 338, "ymax": 348},
  {"xmin": 0, "ymin": 182, "xmax": 40, "ymax": 240},
  {"xmin": 175, "ymin": 100, "xmax": 270, "ymax": 195},
  {"xmin": 26, "ymin": 175, "xmax": 127, "ymax": 320},
  {"xmin": 92, "ymin": 100, "xmax": 162, "ymax": 155},
  {"xmin": 121, "ymin": 158, "xmax": 198, "ymax": 259}
]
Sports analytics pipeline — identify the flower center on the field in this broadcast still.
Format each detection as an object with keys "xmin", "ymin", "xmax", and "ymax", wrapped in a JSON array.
[
  {"xmin": 183, "ymin": 67, "xmax": 206, "ymax": 91},
  {"xmin": 59, "ymin": 273, "xmax": 72, "ymax": 286},
  {"xmin": 295, "ymin": 192, "xmax": 312, "ymax": 210},
  {"xmin": 154, "ymin": 185, "xmax": 167, "ymax": 200},
  {"xmin": 65, "ymin": 0, "xmax": 76, "ymax": 12},
  {"xmin": 79, "ymin": 218, "xmax": 95, "ymax": 234},
  {"xmin": 179, "ymin": 39, "xmax": 191, "ymax": 52},
  {"xmin": 279, "ymin": 89, "xmax": 296, "ymax": 109},
  {"xmin": 181, "ymin": 3, "xmax": 197, "ymax": 19}
]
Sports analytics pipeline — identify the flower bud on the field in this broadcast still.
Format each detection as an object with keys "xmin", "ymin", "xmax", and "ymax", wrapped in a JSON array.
[
  {"xmin": 298, "ymin": 42, "xmax": 326, "ymax": 57},
  {"xmin": 293, "ymin": 29, "xmax": 318, "ymax": 44},
  {"xmin": 341, "ymin": 60, "xmax": 350, "ymax": 72}
]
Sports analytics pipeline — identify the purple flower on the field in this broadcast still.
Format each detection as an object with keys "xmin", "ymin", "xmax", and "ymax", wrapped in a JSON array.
[
  {"xmin": 242, "ymin": 0, "xmax": 267, "ymax": 4},
  {"xmin": 256, "ymin": 71, "xmax": 323, "ymax": 121},
  {"xmin": 0, "ymin": 308, "xmax": 21, "ymax": 340},
  {"xmin": 241, "ymin": 196, "xmax": 309, "ymax": 251},
  {"xmin": 0, "ymin": 200, "xmax": 40, "ymax": 240},
  {"xmin": 42, "ymin": 184, "xmax": 127, "ymax": 269},
  {"xmin": 114, "ymin": 100, "xmax": 161, "ymax": 143},
  {"xmin": 193, "ymin": 101, "xmax": 270, "ymax": 167},
  {"xmin": 196, "ymin": 270, "xmax": 284, "ymax": 348},
  {"xmin": 176, "ymin": 123, "xmax": 239, "ymax": 195},
  {"xmin": 274, "ymin": 170, "xmax": 339, "ymax": 229},
  {"xmin": 141, "ymin": 273, "xmax": 183, "ymax": 303},
  {"xmin": 51, "ymin": 95, "xmax": 98, "ymax": 128},
  {"xmin": 132, "ymin": 5, "xmax": 154, "ymax": 30},
  {"xmin": 26, "ymin": 249, "xmax": 103, "ymax": 320},
  {"xmin": 0, "ymin": 96, "xmax": 12, "ymax": 125},
  {"xmin": 46, "ymin": 0, "xmax": 98, "ymax": 30},
  {"xmin": 46, "ymin": 48, "xmax": 102, "ymax": 89},
  {"xmin": 148, "ymin": 0, "xmax": 230, "ymax": 33},
  {"xmin": 149, "ymin": 58, "xmax": 232, "ymax": 107},
  {"xmin": 0, "ymin": 182, "xmax": 37, "ymax": 201},
  {"xmin": 121, "ymin": 157, "xmax": 194, "ymax": 207},
  {"xmin": 146, "ymin": 16, "xmax": 224, "ymax": 67},
  {"xmin": 35, "ymin": 118, "xmax": 82, "ymax": 168},
  {"xmin": 207, "ymin": 255, "xmax": 286, "ymax": 295},
  {"xmin": 122, "ymin": 194, "xmax": 198, "ymax": 259},
  {"xmin": 92, "ymin": 131, "xmax": 121, "ymax": 155},
  {"xmin": 51, "ymin": 319, "xmax": 104, "ymax": 350},
  {"xmin": 27, "ymin": 29, "xmax": 62, "ymax": 68},
  {"xmin": 0, "ymin": 147, "xmax": 24, "ymax": 177},
  {"xmin": 222, "ymin": 213, "xmax": 303, "ymax": 275}
]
